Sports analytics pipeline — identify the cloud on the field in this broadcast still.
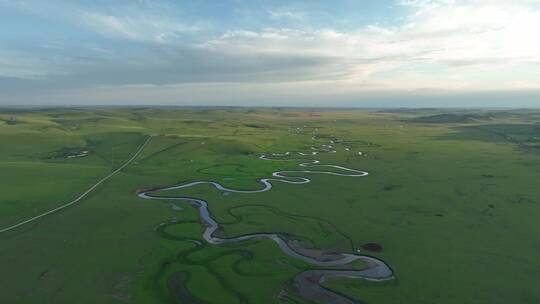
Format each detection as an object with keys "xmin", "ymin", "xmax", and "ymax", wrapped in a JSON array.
[
  {"xmin": 1, "ymin": 0, "xmax": 540, "ymax": 105},
  {"xmin": 202, "ymin": 0, "xmax": 540, "ymax": 90},
  {"xmin": 0, "ymin": 0, "xmax": 201, "ymax": 44},
  {"xmin": 80, "ymin": 12, "xmax": 200, "ymax": 43},
  {"xmin": 267, "ymin": 10, "xmax": 305, "ymax": 20}
]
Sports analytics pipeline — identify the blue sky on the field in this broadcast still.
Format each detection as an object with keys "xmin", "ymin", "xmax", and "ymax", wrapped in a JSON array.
[{"xmin": 1, "ymin": 0, "xmax": 539, "ymax": 107}]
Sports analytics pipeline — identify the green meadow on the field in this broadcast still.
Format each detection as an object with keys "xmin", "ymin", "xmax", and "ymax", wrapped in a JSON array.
[{"xmin": 1, "ymin": 108, "xmax": 539, "ymax": 303}]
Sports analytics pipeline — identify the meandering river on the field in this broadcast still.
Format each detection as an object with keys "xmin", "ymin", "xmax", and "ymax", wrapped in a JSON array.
[{"xmin": 138, "ymin": 143, "xmax": 394, "ymax": 303}]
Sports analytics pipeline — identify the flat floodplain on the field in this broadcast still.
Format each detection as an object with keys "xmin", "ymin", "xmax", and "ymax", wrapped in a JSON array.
[{"xmin": 1, "ymin": 108, "xmax": 539, "ymax": 303}]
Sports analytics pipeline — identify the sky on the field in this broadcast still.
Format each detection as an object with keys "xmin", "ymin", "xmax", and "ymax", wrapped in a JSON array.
[{"xmin": 1, "ymin": 0, "xmax": 539, "ymax": 107}]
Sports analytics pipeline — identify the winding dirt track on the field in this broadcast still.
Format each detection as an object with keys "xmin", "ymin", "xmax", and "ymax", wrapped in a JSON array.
[
  {"xmin": 138, "ymin": 143, "xmax": 394, "ymax": 304},
  {"xmin": 0, "ymin": 135, "xmax": 153, "ymax": 234}
]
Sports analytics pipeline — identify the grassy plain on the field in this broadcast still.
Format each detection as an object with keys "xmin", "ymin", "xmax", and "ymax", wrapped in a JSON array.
[{"xmin": 0, "ymin": 108, "xmax": 539, "ymax": 303}]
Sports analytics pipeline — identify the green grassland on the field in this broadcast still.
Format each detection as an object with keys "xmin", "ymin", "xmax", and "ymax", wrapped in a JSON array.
[{"xmin": 1, "ymin": 107, "xmax": 539, "ymax": 303}]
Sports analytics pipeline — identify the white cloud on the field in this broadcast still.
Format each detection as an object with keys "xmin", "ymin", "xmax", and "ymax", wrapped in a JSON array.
[
  {"xmin": 80, "ymin": 12, "xmax": 200, "ymax": 43},
  {"xmin": 0, "ymin": 1, "xmax": 200, "ymax": 44},
  {"xmin": 202, "ymin": 0, "xmax": 540, "ymax": 90},
  {"xmin": 2, "ymin": 0, "xmax": 540, "ymax": 104},
  {"xmin": 267, "ymin": 10, "xmax": 305, "ymax": 20}
]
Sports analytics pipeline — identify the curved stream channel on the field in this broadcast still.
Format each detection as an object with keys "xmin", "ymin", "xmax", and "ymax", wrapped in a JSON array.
[{"xmin": 138, "ymin": 142, "xmax": 394, "ymax": 303}]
